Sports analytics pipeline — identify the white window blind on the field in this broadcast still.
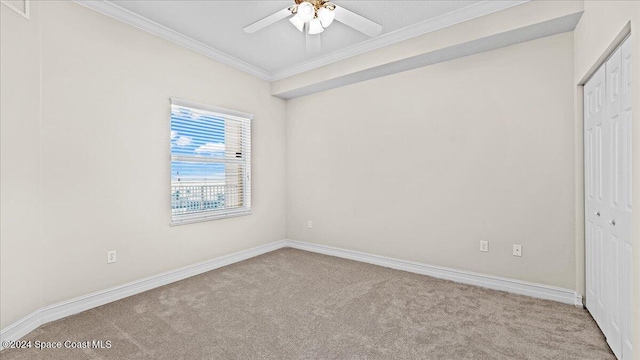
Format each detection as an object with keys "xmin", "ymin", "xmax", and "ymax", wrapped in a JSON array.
[
  {"xmin": 1, "ymin": 0, "xmax": 29, "ymax": 19},
  {"xmin": 170, "ymin": 98, "xmax": 252, "ymax": 225}
]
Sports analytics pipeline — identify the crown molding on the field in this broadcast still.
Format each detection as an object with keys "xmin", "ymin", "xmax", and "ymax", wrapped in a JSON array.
[
  {"xmin": 73, "ymin": 0, "xmax": 529, "ymax": 84},
  {"xmin": 72, "ymin": 0, "xmax": 273, "ymax": 81},
  {"xmin": 269, "ymin": 0, "xmax": 529, "ymax": 81}
]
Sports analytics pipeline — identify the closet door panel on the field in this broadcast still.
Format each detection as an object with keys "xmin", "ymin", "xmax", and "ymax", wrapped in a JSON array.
[
  {"xmin": 619, "ymin": 36, "xmax": 633, "ymax": 360},
  {"xmin": 605, "ymin": 47, "xmax": 622, "ymax": 358},
  {"xmin": 585, "ymin": 65, "xmax": 607, "ymax": 329}
]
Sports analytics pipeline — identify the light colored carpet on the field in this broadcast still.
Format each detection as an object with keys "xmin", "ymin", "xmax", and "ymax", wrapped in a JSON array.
[{"xmin": 1, "ymin": 248, "xmax": 613, "ymax": 359}]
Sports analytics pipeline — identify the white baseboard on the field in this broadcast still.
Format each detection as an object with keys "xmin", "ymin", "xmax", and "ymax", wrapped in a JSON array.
[
  {"xmin": 1, "ymin": 238, "xmax": 583, "ymax": 348},
  {"xmin": 285, "ymin": 239, "xmax": 583, "ymax": 307},
  {"xmin": 0, "ymin": 240, "xmax": 288, "ymax": 348}
]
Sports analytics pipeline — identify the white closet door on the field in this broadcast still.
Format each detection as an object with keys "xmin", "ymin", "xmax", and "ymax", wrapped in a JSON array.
[
  {"xmin": 604, "ymin": 46, "xmax": 623, "ymax": 358},
  {"xmin": 619, "ymin": 37, "xmax": 633, "ymax": 360},
  {"xmin": 585, "ymin": 36, "xmax": 632, "ymax": 360},
  {"xmin": 585, "ymin": 65, "xmax": 607, "ymax": 330}
]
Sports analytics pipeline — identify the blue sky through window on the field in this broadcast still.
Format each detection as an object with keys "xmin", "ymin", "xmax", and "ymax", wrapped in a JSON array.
[{"xmin": 171, "ymin": 106, "xmax": 226, "ymax": 183}]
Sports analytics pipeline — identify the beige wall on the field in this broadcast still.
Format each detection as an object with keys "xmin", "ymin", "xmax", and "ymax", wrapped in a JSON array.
[
  {"xmin": 1, "ymin": 1, "xmax": 43, "ymax": 330},
  {"xmin": 0, "ymin": 1, "xmax": 286, "ymax": 328},
  {"xmin": 573, "ymin": 1, "xmax": 640, "ymax": 356},
  {"xmin": 286, "ymin": 33, "xmax": 576, "ymax": 289}
]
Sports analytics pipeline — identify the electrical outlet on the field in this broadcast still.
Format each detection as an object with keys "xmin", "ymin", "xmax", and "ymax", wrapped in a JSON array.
[
  {"xmin": 513, "ymin": 245, "xmax": 522, "ymax": 257},
  {"xmin": 107, "ymin": 250, "xmax": 117, "ymax": 264},
  {"xmin": 480, "ymin": 241, "xmax": 489, "ymax": 252},
  {"xmin": 307, "ymin": 220, "xmax": 312, "ymax": 229}
]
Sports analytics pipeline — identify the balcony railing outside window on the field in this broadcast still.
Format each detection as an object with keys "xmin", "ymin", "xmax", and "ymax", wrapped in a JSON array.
[{"xmin": 171, "ymin": 183, "xmax": 242, "ymax": 215}]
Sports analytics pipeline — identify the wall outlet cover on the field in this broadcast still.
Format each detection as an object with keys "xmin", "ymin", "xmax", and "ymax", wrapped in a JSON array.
[
  {"xmin": 480, "ymin": 241, "xmax": 489, "ymax": 252},
  {"xmin": 107, "ymin": 250, "xmax": 117, "ymax": 264},
  {"xmin": 513, "ymin": 245, "xmax": 522, "ymax": 257}
]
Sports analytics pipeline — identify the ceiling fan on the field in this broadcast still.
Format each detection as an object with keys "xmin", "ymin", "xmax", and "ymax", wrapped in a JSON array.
[{"xmin": 243, "ymin": 0, "xmax": 382, "ymax": 53}]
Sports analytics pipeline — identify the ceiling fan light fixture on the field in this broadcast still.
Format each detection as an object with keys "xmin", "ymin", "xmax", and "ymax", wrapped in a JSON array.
[
  {"xmin": 289, "ymin": 14, "xmax": 305, "ymax": 32},
  {"xmin": 297, "ymin": 1, "xmax": 315, "ymax": 23},
  {"xmin": 308, "ymin": 18, "xmax": 324, "ymax": 35},
  {"xmin": 317, "ymin": 7, "xmax": 335, "ymax": 28}
]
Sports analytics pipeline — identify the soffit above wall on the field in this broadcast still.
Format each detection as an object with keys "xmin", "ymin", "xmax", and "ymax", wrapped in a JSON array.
[{"xmin": 272, "ymin": 0, "xmax": 585, "ymax": 99}]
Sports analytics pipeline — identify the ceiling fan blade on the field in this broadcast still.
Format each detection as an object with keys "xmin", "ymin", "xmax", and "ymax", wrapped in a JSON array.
[
  {"xmin": 243, "ymin": 8, "xmax": 292, "ymax": 34},
  {"xmin": 334, "ymin": 6, "xmax": 382, "ymax": 37},
  {"xmin": 306, "ymin": 29, "xmax": 322, "ymax": 54}
]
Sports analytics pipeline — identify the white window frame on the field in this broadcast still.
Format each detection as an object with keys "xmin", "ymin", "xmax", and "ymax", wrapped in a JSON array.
[{"xmin": 169, "ymin": 97, "xmax": 252, "ymax": 226}]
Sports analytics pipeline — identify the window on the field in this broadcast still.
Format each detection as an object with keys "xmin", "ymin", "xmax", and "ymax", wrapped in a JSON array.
[{"xmin": 170, "ymin": 98, "xmax": 252, "ymax": 225}]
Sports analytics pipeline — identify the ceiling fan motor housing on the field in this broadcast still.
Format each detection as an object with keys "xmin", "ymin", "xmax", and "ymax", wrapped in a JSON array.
[{"xmin": 291, "ymin": 0, "xmax": 336, "ymax": 16}]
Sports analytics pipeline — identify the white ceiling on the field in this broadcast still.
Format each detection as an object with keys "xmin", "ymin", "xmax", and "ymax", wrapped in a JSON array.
[{"xmin": 108, "ymin": 0, "xmax": 485, "ymax": 74}]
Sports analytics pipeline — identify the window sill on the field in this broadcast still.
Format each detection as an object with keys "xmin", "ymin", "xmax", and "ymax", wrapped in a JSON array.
[{"xmin": 170, "ymin": 210, "xmax": 252, "ymax": 226}]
